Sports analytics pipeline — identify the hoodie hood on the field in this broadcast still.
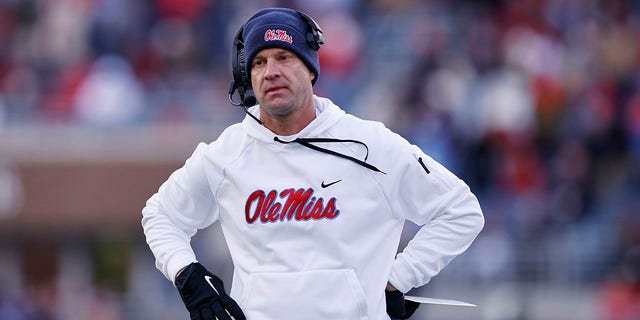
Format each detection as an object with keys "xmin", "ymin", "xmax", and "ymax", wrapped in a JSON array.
[{"xmin": 241, "ymin": 95, "xmax": 345, "ymax": 143}]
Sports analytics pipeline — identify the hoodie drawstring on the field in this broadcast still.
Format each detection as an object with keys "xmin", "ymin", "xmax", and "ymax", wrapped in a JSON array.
[{"xmin": 274, "ymin": 137, "xmax": 385, "ymax": 174}]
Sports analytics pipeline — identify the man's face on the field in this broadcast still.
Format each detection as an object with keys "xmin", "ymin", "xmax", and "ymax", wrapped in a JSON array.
[{"xmin": 250, "ymin": 48, "xmax": 315, "ymax": 116}]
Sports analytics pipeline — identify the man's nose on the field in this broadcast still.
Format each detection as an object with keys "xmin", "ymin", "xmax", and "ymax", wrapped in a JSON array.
[{"xmin": 263, "ymin": 59, "xmax": 280, "ymax": 79}]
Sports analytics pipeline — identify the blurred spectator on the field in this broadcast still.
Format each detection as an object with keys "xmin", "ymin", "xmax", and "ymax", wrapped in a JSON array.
[
  {"xmin": 600, "ymin": 215, "xmax": 640, "ymax": 320},
  {"xmin": 0, "ymin": 164, "xmax": 23, "ymax": 219},
  {"xmin": 73, "ymin": 55, "xmax": 145, "ymax": 126}
]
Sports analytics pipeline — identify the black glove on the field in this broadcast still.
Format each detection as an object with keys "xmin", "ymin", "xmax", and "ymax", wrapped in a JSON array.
[
  {"xmin": 386, "ymin": 289, "xmax": 420, "ymax": 319},
  {"xmin": 175, "ymin": 262, "xmax": 246, "ymax": 320}
]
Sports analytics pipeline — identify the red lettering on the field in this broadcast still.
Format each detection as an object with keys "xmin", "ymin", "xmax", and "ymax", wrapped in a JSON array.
[
  {"xmin": 245, "ymin": 190, "xmax": 264, "ymax": 223},
  {"xmin": 280, "ymin": 188, "xmax": 312, "ymax": 221},
  {"xmin": 245, "ymin": 188, "xmax": 340, "ymax": 224},
  {"xmin": 301, "ymin": 196, "xmax": 316, "ymax": 220},
  {"xmin": 261, "ymin": 190, "xmax": 280, "ymax": 223},
  {"xmin": 309, "ymin": 198, "xmax": 323, "ymax": 219},
  {"xmin": 323, "ymin": 198, "xmax": 340, "ymax": 219},
  {"xmin": 263, "ymin": 29, "xmax": 293, "ymax": 44},
  {"xmin": 264, "ymin": 29, "xmax": 274, "ymax": 41}
]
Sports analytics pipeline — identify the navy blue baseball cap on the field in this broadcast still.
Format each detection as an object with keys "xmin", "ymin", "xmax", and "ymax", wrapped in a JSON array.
[{"xmin": 242, "ymin": 8, "xmax": 321, "ymax": 85}]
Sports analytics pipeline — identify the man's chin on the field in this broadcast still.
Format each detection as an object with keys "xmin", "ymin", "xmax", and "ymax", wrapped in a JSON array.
[{"xmin": 260, "ymin": 97, "xmax": 294, "ymax": 114}]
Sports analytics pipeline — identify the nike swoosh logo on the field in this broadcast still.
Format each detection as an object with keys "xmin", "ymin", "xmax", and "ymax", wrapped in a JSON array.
[
  {"xmin": 205, "ymin": 275, "xmax": 237, "ymax": 318},
  {"xmin": 204, "ymin": 275, "xmax": 220, "ymax": 295},
  {"xmin": 321, "ymin": 179, "xmax": 342, "ymax": 188}
]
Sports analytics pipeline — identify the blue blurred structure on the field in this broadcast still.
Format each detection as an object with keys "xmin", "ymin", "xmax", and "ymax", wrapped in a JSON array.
[{"xmin": 0, "ymin": 0, "xmax": 639, "ymax": 319}]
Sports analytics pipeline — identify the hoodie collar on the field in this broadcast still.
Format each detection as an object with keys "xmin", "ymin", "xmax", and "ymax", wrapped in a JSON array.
[{"xmin": 242, "ymin": 95, "xmax": 345, "ymax": 143}]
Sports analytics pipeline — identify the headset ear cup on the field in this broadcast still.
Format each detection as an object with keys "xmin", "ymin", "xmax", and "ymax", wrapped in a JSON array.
[
  {"xmin": 238, "ymin": 50, "xmax": 250, "ymax": 90},
  {"xmin": 298, "ymin": 11, "xmax": 324, "ymax": 51},
  {"xmin": 231, "ymin": 50, "xmax": 241, "ymax": 91},
  {"xmin": 231, "ymin": 28, "xmax": 244, "ymax": 93},
  {"xmin": 306, "ymin": 33, "xmax": 318, "ymax": 51},
  {"xmin": 231, "ymin": 26, "xmax": 255, "ymax": 106},
  {"xmin": 238, "ymin": 50, "xmax": 256, "ymax": 106}
]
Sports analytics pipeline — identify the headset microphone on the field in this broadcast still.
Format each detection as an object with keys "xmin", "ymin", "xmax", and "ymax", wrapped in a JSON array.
[
  {"xmin": 229, "ymin": 80, "xmax": 261, "ymax": 124},
  {"xmin": 228, "ymin": 80, "xmax": 255, "ymax": 107},
  {"xmin": 242, "ymin": 90, "xmax": 256, "ymax": 107}
]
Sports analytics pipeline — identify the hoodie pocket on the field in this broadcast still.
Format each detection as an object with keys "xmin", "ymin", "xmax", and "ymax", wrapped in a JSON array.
[{"xmin": 240, "ymin": 269, "xmax": 368, "ymax": 320}]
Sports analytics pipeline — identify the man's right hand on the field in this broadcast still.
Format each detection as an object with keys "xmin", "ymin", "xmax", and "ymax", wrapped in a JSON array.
[
  {"xmin": 386, "ymin": 289, "xmax": 420, "ymax": 319},
  {"xmin": 175, "ymin": 262, "xmax": 246, "ymax": 320}
]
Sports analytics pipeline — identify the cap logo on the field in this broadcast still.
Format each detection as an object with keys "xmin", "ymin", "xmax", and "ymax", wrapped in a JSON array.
[{"xmin": 264, "ymin": 29, "xmax": 293, "ymax": 44}]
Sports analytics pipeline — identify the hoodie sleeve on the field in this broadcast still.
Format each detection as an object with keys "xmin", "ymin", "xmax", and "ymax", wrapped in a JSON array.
[
  {"xmin": 141, "ymin": 143, "xmax": 218, "ymax": 283},
  {"xmin": 384, "ymin": 143, "xmax": 484, "ymax": 293}
]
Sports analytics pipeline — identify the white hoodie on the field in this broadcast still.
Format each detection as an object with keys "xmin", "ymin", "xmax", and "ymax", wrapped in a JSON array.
[{"xmin": 142, "ymin": 96, "xmax": 484, "ymax": 320}]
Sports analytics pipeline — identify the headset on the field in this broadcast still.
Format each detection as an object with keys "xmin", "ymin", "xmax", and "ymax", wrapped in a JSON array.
[{"xmin": 228, "ymin": 10, "xmax": 325, "ymax": 111}]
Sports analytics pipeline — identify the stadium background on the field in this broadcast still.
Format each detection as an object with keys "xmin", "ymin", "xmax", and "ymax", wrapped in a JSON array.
[{"xmin": 0, "ymin": 0, "xmax": 639, "ymax": 319}]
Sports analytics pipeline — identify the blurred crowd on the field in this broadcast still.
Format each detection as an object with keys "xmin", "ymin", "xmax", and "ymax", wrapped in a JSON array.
[{"xmin": 1, "ymin": 0, "xmax": 640, "ymax": 319}]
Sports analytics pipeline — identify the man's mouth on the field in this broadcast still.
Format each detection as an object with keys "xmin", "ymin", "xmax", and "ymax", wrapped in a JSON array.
[{"xmin": 266, "ymin": 86, "xmax": 286, "ymax": 94}]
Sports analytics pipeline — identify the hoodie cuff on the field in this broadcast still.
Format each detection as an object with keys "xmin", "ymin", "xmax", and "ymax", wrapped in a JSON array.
[{"xmin": 166, "ymin": 251, "xmax": 198, "ymax": 285}]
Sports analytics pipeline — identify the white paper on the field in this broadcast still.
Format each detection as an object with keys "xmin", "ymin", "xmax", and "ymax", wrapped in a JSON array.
[{"xmin": 404, "ymin": 295, "xmax": 477, "ymax": 307}]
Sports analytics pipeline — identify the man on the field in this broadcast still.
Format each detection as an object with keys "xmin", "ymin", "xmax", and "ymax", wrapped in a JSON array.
[{"xmin": 142, "ymin": 7, "xmax": 484, "ymax": 320}]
